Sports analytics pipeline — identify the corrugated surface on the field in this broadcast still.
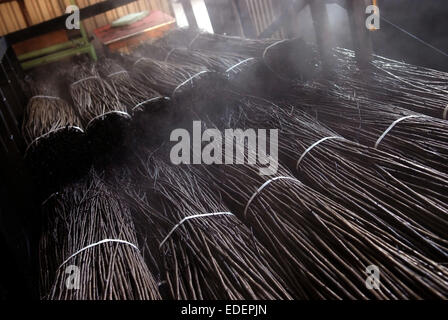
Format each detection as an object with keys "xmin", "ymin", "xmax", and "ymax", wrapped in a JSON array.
[
  {"xmin": 0, "ymin": 0, "xmax": 173, "ymax": 36},
  {"xmin": 0, "ymin": 2, "xmax": 28, "ymax": 35},
  {"xmin": 245, "ymin": 0, "xmax": 283, "ymax": 38}
]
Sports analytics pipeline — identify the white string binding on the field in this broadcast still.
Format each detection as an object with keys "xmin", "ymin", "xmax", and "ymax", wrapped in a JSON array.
[
  {"xmin": 159, "ymin": 212, "xmax": 234, "ymax": 248},
  {"xmin": 188, "ymin": 33, "xmax": 201, "ymax": 49},
  {"xmin": 29, "ymin": 95, "xmax": 62, "ymax": 101},
  {"xmin": 172, "ymin": 71, "xmax": 210, "ymax": 97},
  {"xmin": 443, "ymin": 104, "xmax": 448, "ymax": 120},
  {"xmin": 226, "ymin": 57, "xmax": 255, "ymax": 73},
  {"xmin": 375, "ymin": 115, "xmax": 427, "ymax": 149},
  {"xmin": 262, "ymin": 39, "xmax": 289, "ymax": 62},
  {"xmin": 108, "ymin": 70, "xmax": 128, "ymax": 77},
  {"xmin": 296, "ymin": 136, "xmax": 342, "ymax": 171},
  {"xmin": 164, "ymin": 48, "xmax": 176, "ymax": 62},
  {"xmin": 132, "ymin": 97, "xmax": 162, "ymax": 111},
  {"xmin": 41, "ymin": 192, "xmax": 59, "ymax": 206},
  {"xmin": 71, "ymin": 76, "xmax": 100, "ymax": 87},
  {"xmin": 86, "ymin": 110, "xmax": 131, "ymax": 129},
  {"xmin": 244, "ymin": 177, "xmax": 301, "ymax": 217},
  {"xmin": 262, "ymin": 39, "xmax": 291, "ymax": 81},
  {"xmin": 25, "ymin": 126, "xmax": 84, "ymax": 155},
  {"xmin": 133, "ymin": 57, "xmax": 147, "ymax": 66},
  {"xmin": 58, "ymin": 239, "xmax": 139, "ymax": 270}
]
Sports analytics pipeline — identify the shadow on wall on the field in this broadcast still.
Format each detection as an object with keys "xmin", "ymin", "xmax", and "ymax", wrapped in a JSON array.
[
  {"xmin": 372, "ymin": 0, "xmax": 448, "ymax": 72},
  {"xmin": 293, "ymin": 0, "xmax": 448, "ymax": 72}
]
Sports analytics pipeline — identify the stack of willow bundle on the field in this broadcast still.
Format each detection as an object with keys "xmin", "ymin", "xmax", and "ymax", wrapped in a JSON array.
[
  {"xmin": 156, "ymin": 28, "xmax": 318, "ymax": 82},
  {"xmin": 117, "ymin": 153, "xmax": 292, "ymax": 300},
  {"xmin": 69, "ymin": 64, "xmax": 127, "ymax": 127},
  {"xmin": 22, "ymin": 84, "xmax": 86, "ymax": 194},
  {"xmin": 229, "ymin": 97, "xmax": 448, "ymax": 262},
  {"xmin": 156, "ymin": 28, "xmax": 280, "ymax": 57},
  {"xmin": 332, "ymin": 48, "xmax": 448, "ymax": 120},
  {"xmin": 39, "ymin": 170, "xmax": 161, "ymax": 300},
  {"xmin": 285, "ymin": 81, "xmax": 448, "ymax": 174},
  {"xmin": 22, "ymin": 86, "xmax": 82, "ymax": 146},
  {"xmin": 130, "ymin": 56, "xmax": 211, "ymax": 98},
  {"xmin": 133, "ymin": 44, "xmax": 279, "ymax": 96},
  {"xmin": 69, "ymin": 64, "xmax": 131, "ymax": 164},
  {"xmin": 134, "ymin": 43, "xmax": 248, "ymax": 73},
  {"xmin": 98, "ymin": 59, "xmax": 160, "ymax": 113},
  {"xmin": 194, "ymin": 131, "xmax": 448, "ymax": 299}
]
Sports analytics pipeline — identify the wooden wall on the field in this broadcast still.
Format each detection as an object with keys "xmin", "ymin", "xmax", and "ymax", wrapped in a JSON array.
[{"xmin": 0, "ymin": 0, "xmax": 173, "ymax": 37}]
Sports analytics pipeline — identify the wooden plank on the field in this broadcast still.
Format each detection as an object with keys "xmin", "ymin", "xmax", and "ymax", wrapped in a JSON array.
[
  {"xmin": 12, "ymin": 29, "xmax": 68, "ymax": 56},
  {"xmin": 107, "ymin": 21, "xmax": 174, "ymax": 52},
  {"xmin": 94, "ymin": 10, "xmax": 175, "ymax": 52},
  {"xmin": 94, "ymin": 10, "xmax": 174, "ymax": 45},
  {"xmin": 17, "ymin": 0, "xmax": 31, "ymax": 26}
]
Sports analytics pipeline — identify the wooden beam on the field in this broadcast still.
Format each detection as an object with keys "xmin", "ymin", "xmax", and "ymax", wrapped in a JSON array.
[
  {"xmin": 309, "ymin": 0, "xmax": 333, "ymax": 68},
  {"xmin": 5, "ymin": 0, "xmax": 139, "ymax": 44},
  {"xmin": 179, "ymin": 0, "xmax": 198, "ymax": 28},
  {"xmin": 17, "ymin": 0, "xmax": 32, "ymax": 27},
  {"xmin": 258, "ymin": 0, "xmax": 307, "ymax": 39},
  {"xmin": 346, "ymin": 0, "xmax": 373, "ymax": 67},
  {"xmin": 232, "ymin": 0, "xmax": 257, "ymax": 38}
]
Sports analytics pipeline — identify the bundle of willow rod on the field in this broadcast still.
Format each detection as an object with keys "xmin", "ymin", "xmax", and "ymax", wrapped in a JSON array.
[
  {"xmin": 156, "ymin": 28, "xmax": 280, "ymax": 57},
  {"xmin": 135, "ymin": 43, "xmax": 249, "ymax": 73},
  {"xmin": 69, "ymin": 65, "xmax": 126, "ymax": 126},
  {"xmin": 130, "ymin": 57, "xmax": 209, "ymax": 97},
  {"xmin": 331, "ymin": 48, "xmax": 448, "ymax": 120},
  {"xmin": 98, "ymin": 59, "xmax": 160, "ymax": 112},
  {"xmin": 194, "ymin": 130, "xmax": 448, "ymax": 299},
  {"xmin": 116, "ymin": 153, "xmax": 292, "ymax": 300},
  {"xmin": 39, "ymin": 169, "xmax": 161, "ymax": 300},
  {"xmin": 231, "ymin": 97, "xmax": 448, "ymax": 261},
  {"xmin": 285, "ymin": 81, "xmax": 448, "ymax": 174},
  {"xmin": 22, "ymin": 85, "xmax": 81, "ymax": 146},
  {"xmin": 157, "ymin": 29, "xmax": 318, "ymax": 82}
]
